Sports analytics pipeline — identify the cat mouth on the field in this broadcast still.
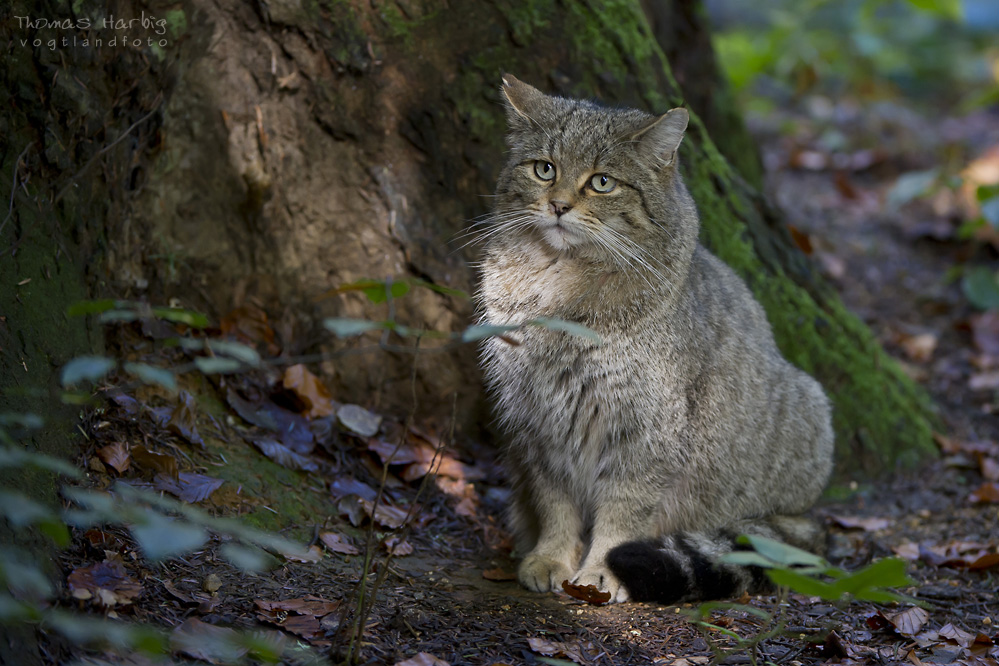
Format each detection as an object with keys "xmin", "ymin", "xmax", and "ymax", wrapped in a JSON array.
[{"xmin": 539, "ymin": 219, "xmax": 581, "ymax": 250}]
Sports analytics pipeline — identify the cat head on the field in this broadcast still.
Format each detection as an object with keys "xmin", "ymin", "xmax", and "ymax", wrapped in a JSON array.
[{"xmin": 490, "ymin": 74, "xmax": 696, "ymax": 272}]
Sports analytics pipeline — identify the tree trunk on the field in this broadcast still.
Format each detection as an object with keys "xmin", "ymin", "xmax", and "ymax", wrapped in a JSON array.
[{"xmin": 3, "ymin": 0, "xmax": 934, "ymax": 506}]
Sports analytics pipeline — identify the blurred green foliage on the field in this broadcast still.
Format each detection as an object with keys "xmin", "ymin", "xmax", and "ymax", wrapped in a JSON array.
[{"xmin": 712, "ymin": 0, "xmax": 996, "ymax": 109}]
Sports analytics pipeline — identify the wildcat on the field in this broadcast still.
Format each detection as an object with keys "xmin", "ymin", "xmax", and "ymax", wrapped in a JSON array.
[{"xmin": 476, "ymin": 75, "xmax": 834, "ymax": 604}]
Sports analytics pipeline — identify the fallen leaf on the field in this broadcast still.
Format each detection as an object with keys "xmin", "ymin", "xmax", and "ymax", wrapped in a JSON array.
[
  {"xmin": 167, "ymin": 391, "xmax": 204, "ymax": 447},
  {"xmin": 561, "ymin": 580, "xmax": 611, "ymax": 605},
  {"xmin": 830, "ymin": 515, "xmax": 891, "ymax": 531},
  {"xmin": 892, "ymin": 541, "xmax": 921, "ymax": 561},
  {"xmin": 153, "ymin": 472, "xmax": 224, "ymax": 503},
  {"xmin": 337, "ymin": 404, "xmax": 382, "ymax": 437},
  {"xmin": 888, "ymin": 607, "xmax": 931, "ymax": 637},
  {"xmin": 938, "ymin": 623, "xmax": 977, "ymax": 648},
  {"xmin": 898, "ymin": 332, "xmax": 938, "ymax": 363},
  {"xmin": 255, "ymin": 596, "xmax": 340, "ymax": 616},
  {"xmin": 526, "ymin": 636, "xmax": 594, "ymax": 665},
  {"xmin": 970, "ymin": 311, "xmax": 999, "ymax": 358},
  {"xmin": 130, "ymin": 445, "xmax": 178, "ymax": 477},
  {"xmin": 67, "ymin": 556, "xmax": 142, "ymax": 607},
  {"xmin": 319, "ymin": 532, "xmax": 359, "ymax": 555},
  {"xmin": 970, "ymin": 371, "xmax": 999, "ymax": 391},
  {"xmin": 482, "ymin": 568, "xmax": 517, "ymax": 582},
  {"xmin": 219, "ymin": 305, "xmax": 279, "ymax": 355},
  {"xmin": 281, "ymin": 544, "xmax": 324, "ymax": 563},
  {"xmin": 282, "ymin": 364, "xmax": 335, "ymax": 418},
  {"xmin": 246, "ymin": 434, "xmax": 319, "ymax": 472},
  {"xmin": 969, "ymin": 482, "xmax": 999, "ymax": 504},
  {"xmin": 97, "ymin": 442, "xmax": 130, "ymax": 474},
  {"xmin": 968, "ymin": 552, "xmax": 999, "ymax": 571},
  {"xmin": 787, "ymin": 225, "xmax": 814, "ymax": 254},
  {"xmin": 254, "ymin": 596, "xmax": 340, "ymax": 641},
  {"xmin": 329, "ymin": 476, "xmax": 378, "ymax": 501},
  {"xmin": 394, "ymin": 653, "xmax": 450, "ymax": 666},
  {"xmin": 171, "ymin": 617, "xmax": 247, "ymax": 662},
  {"xmin": 226, "ymin": 389, "xmax": 315, "ymax": 453},
  {"xmin": 360, "ymin": 499, "xmax": 409, "ymax": 529},
  {"xmin": 384, "ymin": 536, "xmax": 413, "ymax": 556}
]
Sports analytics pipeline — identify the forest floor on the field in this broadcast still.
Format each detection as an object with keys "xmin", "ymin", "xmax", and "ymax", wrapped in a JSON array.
[{"xmin": 48, "ymin": 99, "xmax": 999, "ymax": 666}]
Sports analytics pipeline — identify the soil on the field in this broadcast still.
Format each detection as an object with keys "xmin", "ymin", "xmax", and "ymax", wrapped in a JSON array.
[{"xmin": 44, "ymin": 99, "xmax": 999, "ymax": 666}]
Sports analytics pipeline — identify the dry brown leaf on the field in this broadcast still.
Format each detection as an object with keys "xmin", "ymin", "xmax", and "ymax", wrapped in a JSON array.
[
  {"xmin": 968, "ymin": 552, "xmax": 999, "ymax": 571},
  {"xmin": 526, "ymin": 636, "xmax": 594, "ymax": 665},
  {"xmin": 359, "ymin": 499, "xmax": 409, "ymax": 529},
  {"xmin": 97, "ymin": 442, "xmax": 130, "ymax": 474},
  {"xmin": 830, "ymin": 515, "xmax": 891, "ymax": 531},
  {"xmin": 219, "ymin": 305, "xmax": 278, "ymax": 354},
  {"xmin": 394, "ymin": 653, "xmax": 451, "ymax": 666},
  {"xmin": 281, "ymin": 544, "xmax": 324, "ymax": 563},
  {"xmin": 255, "ymin": 595, "xmax": 340, "ymax": 616},
  {"xmin": 899, "ymin": 332, "xmax": 938, "ymax": 363},
  {"xmin": 561, "ymin": 579, "xmax": 611, "ymax": 605},
  {"xmin": 384, "ymin": 536, "xmax": 413, "ymax": 556},
  {"xmin": 887, "ymin": 607, "xmax": 931, "ymax": 637},
  {"xmin": 938, "ymin": 623, "xmax": 978, "ymax": 648},
  {"xmin": 969, "ymin": 482, "xmax": 999, "ymax": 504},
  {"xmin": 131, "ymin": 445, "xmax": 178, "ymax": 477},
  {"xmin": 892, "ymin": 541, "xmax": 921, "ymax": 561},
  {"xmin": 67, "ymin": 556, "xmax": 142, "ymax": 607},
  {"xmin": 282, "ymin": 364, "xmax": 335, "ymax": 418},
  {"xmin": 319, "ymin": 532, "xmax": 359, "ymax": 555}
]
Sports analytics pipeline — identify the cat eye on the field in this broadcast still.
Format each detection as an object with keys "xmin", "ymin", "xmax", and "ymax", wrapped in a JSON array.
[
  {"xmin": 589, "ymin": 174, "xmax": 617, "ymax": 193},
  {"xmin": 534, "ymin": 161, "xmax": 556, "ymax": 181}
]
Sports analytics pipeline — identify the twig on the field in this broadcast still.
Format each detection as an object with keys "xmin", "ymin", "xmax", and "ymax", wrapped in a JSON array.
[
  {"xmin": 0, "ymin": 142, "xmax": 33, "ymax": 238},
  {"xmin": 53, "ymin": 95, "xmax": 162, "ymax": 205}
]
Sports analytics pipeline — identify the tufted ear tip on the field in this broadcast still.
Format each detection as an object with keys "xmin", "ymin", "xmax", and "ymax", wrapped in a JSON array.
[
  {"xmin": 501, "ymin": 73, "xmax": 521, "ymax": 88},
  {"xmin": 632, "ymin": 107, "xmax": 689, "ymax": 167}
]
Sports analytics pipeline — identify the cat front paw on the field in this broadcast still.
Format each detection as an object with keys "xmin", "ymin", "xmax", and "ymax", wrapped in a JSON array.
[
  {"xmin": 571, "ymin": 566, "xmax": 631, "ymax": 603},
  {"xmin": 518, "ymin": 554, "xmax": 574, "ymax": 593}
]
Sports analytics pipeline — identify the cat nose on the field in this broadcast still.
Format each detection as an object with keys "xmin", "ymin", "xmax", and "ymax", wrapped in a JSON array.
[{"xmin": 549, "ymin": 200, "xmax": 573, "ymax": 216}]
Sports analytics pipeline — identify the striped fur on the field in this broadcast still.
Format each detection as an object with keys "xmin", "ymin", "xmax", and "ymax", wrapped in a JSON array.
[
  {"xmin": 477, "ymin": 76, "xmax": 834, "ymax": 604},
  {"xmin": 608, "ymin": 517, "xmax": 824, "ymax": 604}
]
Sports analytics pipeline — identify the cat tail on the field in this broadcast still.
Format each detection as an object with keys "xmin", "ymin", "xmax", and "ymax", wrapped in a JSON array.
[{"xmin": 606, "ymin": 515, "xmax": 825, "ymax": 604}]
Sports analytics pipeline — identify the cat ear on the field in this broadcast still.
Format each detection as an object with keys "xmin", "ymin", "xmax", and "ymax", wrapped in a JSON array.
[
  {"xmin": 500, "ymin": 74, "xmax": 547, "ymax": 133},
  {"xmin": 632, "ymin": 108, "xmax": 689, "ymax": 168}
]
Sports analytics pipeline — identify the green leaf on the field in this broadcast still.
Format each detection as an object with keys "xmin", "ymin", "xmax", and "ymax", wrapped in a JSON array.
[
  {"xmin": 60, "ymin": 356, "xmax": 115, "ymax": 387},
  {"xmin": 885, "ymin": 168, "xmax": 939, "ymax": 210},
  {"xmin": 66, "ymin": 299, "xmax": 119, "ymax": 316},
  {"xmin": 46, "ymin": 610, "xmax": 168, "ymax": 654},
  {"xmin": 340, "ymin": 279, "xmax": 411, "ymax": 303},
  {"xmin": 123, "ymin": 362, "xmax": 178, "ymax": 392},
  {"xmin": 962, "ymin": 266, "xmax": 999, "ymax": 310},
  {"xmin": 831, "ymin": 557, "xmax": 912, "ymax": 597},
  {"xmin": 323, "ymin": 317, "xmax": 386, "ymax": 338},
  {"xmin": 0, "ymin": 446, "xmax": 81, "ymax": 478},
  {"xmin": 220, "ymin": 543, "xmax": 279, "ymax": 572},
  {"xmin": 409, "ymin": 278, "xmax": 470, "ymax": 300},
  {"xmin": 193, "ymin": 357, "xmax": 244, "ymax": 374},
  {"xmin": 529, "ymin": 317, "xmax": 602, "ymax": 344},
  {"xmin": 130, "ymin": 509, "xmax": 208, "ymax": 560},
  {"xmin": 905, "ymin": 0, "xmax": 962, "ymax": 20},
  {"xmin": 719, "ymin": 551, "xmax": 780, "ymax": 569},
  {"xmin": 152, "ymin": 307, "xmax": 209, "ymax": 328},
  {"xmin": 207, "ymin": 340, "xmax": 261, "ymax": 366},
  {"xmin": 980, "ymin": 195, "xmax": 999, "ymax": 229},
  {"xmin": 0, "ymin": 548, "xmax": 56, "ymax": 598},
  {"xmin": 460, "ymin": 323, "xmax": 521, "ymax": 343},
  {"xmin": 0, "ymin": 491, "xmax": 69, "ymax": 546},
  {"xmin": 98, "ymin": 309, "xmax": 140, "ymax": 324},
  {"xmin": 767, "ymin": 568, "xmax": 842, "ymax": 600},
  {"xmin": 738, "ymin": 534, "xmax": 827, "ymax": 568},
  {"xmin": 0, "ymin": 595, "xmax": 39, "ymax": 622}
]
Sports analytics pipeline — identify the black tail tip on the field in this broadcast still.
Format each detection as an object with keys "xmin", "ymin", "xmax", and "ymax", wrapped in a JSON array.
[{"xmin": 607, "ymin": 539, "xmax": 686, "ymax": 605}]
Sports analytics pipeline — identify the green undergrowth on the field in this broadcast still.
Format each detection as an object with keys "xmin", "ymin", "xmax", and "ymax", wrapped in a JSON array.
[{"xmin": 201, "ymin": 436, "xmax": 331, "ymax": 539}]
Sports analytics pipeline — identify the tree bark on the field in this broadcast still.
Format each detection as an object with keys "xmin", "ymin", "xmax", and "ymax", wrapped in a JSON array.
[{"xmin": 3, "ymin": 0, "xmax": 934, "ymax": 502}]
